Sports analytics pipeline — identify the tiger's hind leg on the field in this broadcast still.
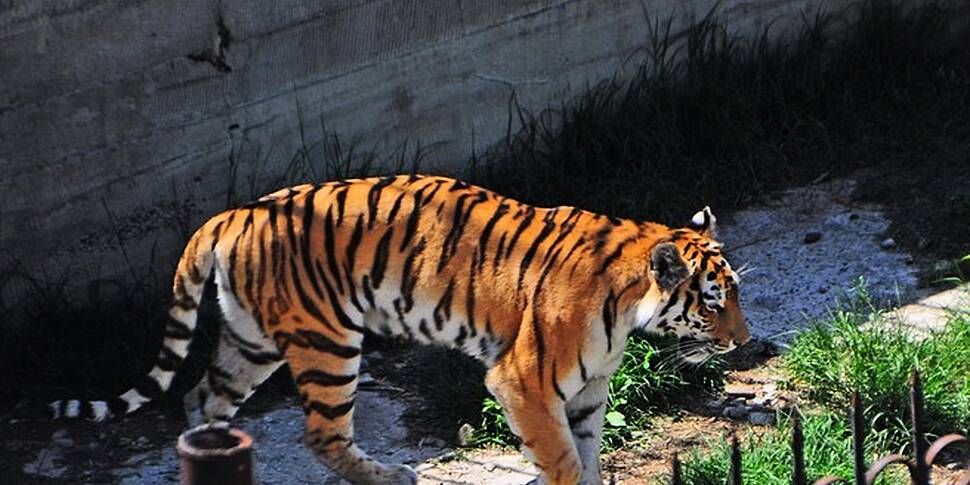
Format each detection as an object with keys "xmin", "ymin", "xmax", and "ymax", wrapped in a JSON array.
[
  {"xmin": 183, "ymin": 328, "xmax": 284, "ymax": 426},
  {"xmin": 282, "ymin": 325, "xmax": 416, "ymax": 485},
  {"xmin": 184, "ymin": 270, "xmax": 285, "ymax": 426}
]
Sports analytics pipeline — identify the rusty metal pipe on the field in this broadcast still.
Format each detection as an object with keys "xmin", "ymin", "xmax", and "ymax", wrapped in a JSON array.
[
  {"xmin": 910, "ymin": 370, "xmax": 930, "ymax": 485},
  {"xmin": 851, "ymin": 392, "xmax": 866, "ymax": 485},
  {"xmin": 730, "ymin": 433, "xmax": 743, "ymax": 485},
  {"xmin": 671, "ymin": 451, "xmax": 682, "ymax": 485},
  {"xmin": 177, "ymin": 424, "xmax": 254, "ymax": 485},
  {"xmin": 792, "ymin": 410, "xmax": 806, "ymax": 485}
]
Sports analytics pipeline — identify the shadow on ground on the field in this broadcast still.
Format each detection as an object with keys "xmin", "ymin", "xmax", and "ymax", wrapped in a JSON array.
[{"xmin": 1, "ymin": 388, "xmax": 446, "ymax": 485}]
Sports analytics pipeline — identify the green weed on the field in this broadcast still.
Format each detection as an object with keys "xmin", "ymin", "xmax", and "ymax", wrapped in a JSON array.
[
  {"xmin": 677, "ymin": 411, "xmax": 905, "ymax": 485},
  {"xmin": 783, "ymin": 287, "xmax": 970, "ymax": 451}
]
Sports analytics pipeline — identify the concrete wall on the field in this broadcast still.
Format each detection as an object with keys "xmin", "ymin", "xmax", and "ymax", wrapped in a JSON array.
[{"xmin": 0, "ymin": 0, "xmax": 846, "ymax": 316}]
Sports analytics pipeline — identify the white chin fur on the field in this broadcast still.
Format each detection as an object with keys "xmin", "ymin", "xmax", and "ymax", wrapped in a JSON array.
[{"xmin": 634, "ymin": 290, "xmax": 663, "ymax": 329}]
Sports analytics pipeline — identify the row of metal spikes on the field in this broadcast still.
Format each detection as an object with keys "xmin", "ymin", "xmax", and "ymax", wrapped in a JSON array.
[{"xmin": 668, "ymin": 371, "xmax": 969, "ymax": 485}]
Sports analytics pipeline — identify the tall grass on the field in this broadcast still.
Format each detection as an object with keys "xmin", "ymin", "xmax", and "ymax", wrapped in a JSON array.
[
  {"xmin": 0, "ymin": 261, "xmax": 166, "ymax": 406},
  {"xmin": 783, "ymin": 285, "xmax": 970, "ymax": 450},
  {"xmin": 679, "ymin": 412, "xmax": 906, "ymax": 485},
  {"xmin": 682, "ymin": 280, "xmax": 969, "ymax": 483},
  {"xmin": 601, "ymin": 335, "xmax": 724, "ymax": 448}
]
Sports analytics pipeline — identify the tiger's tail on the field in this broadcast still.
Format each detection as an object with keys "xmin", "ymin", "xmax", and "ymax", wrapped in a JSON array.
[{"xmin": 50, "ymin": 219, "xmax": 220, "ymax": 421}]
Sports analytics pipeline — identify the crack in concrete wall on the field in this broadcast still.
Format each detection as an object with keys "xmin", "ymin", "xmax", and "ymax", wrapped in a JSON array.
[{"xmin": 186, "ymin": 14, "xmax": 234, "ymax": 73}]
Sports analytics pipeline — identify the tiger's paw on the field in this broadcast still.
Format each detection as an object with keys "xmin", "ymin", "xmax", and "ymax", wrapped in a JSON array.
[{"xmin": 382, "ymin": 464, "xmax": 417, "ymax": 485}]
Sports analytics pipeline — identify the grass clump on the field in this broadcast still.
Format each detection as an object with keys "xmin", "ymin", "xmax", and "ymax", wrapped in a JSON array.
[
  {"xmin": 0, "ymin": 264, "xmax": 167, "ymax": 408},
  {"xmin": 783, "ymin": 287, "xmax": 970, "ymax": 450},
  {"xmin": 473, "ymin": 334, "xmax": 725, "ymax": 449},
  {"xmin": 672, "ymin": 278, "xmax": 969, "ymax": 483},
  {"xmin": 678, "ymin": 412, "xmax": 905, "ymax": 485},
  {"xmin": 600, "ymin": 335, "xmax": 724, "ymax": 448}
]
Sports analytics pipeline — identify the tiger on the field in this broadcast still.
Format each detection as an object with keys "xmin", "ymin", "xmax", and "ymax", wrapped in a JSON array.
[{"xmin": 50, "ymin": 175, "xmax": 749, "ymax": 485}]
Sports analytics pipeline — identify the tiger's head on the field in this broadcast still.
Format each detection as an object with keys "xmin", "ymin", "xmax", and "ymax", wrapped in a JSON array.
[{"xmin": 636, "ymin": 207, "xmax": 750, "ymax": 363}]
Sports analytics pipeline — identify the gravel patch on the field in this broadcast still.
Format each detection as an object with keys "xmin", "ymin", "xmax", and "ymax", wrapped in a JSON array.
[{"xmin": 718, "ymin": 178, "xmax": 919, "ymax": 342}]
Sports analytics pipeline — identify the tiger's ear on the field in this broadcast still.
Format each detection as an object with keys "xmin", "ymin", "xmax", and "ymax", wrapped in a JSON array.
[
  {"xmin": 689, "ymin": 206, "xmax": 717, "ymax": 238},
  {"xmin": 651, "ymin": 242, "xmax": 690, "ymax": 291}
]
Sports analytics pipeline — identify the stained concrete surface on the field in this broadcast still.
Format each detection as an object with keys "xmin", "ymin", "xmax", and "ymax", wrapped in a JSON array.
[{"xmin": 889, "ymin": 283, "xmax": 970, "ymax": 333}]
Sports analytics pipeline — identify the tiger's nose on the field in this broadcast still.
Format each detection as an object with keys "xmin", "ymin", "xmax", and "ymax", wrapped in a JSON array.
[
  {"xmin": 732, "ymin": 335, "xmax": 751, "ymax": 347},
  {"xmin": 732, "ymin": 325, "xmax": 751, "ymax": 347}
]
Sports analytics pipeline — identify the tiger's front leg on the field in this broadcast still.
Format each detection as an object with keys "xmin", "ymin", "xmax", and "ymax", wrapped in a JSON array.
[
  {"xmin": 485, "ymin": 365, "xmax": 582, "ymax": 485},
  {"xmin": 566, "ymin": 377, "xmax": 609, "ymax": 485},
  {"xmin": 283, "ymin": 325, "xmax": 416, "ymax": 485}
]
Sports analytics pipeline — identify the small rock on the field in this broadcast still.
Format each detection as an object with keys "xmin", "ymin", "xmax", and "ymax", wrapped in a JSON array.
[
  {"xmin": 880, "ymin": 237, "xmax": 896, "ymax": 250},
  {"xmin": 750, "ymin": 396, "xmax": 772, "ymax": 408},
  {"xmin": 824, "ymin": 214, "xmax": 850, "ymax": 228},
  {"xmin": 818, "ymin": 286, "xmax": 828, "ymax": 294},
  {"xmin": 725, "ymin": 383, "xmax": 758, "ymax": 399},
  {"xmin": 419, "ymin": 437, "xmax": 447, "ymax": 449},
  {"xmin": 803, "ymin": 232, "xmax": 823, "ymax": 244},
  {"xmin": 773, "ymin": 395, "xmax": 796, "ymax": 411},
  {"xmin": 762, "ymin": 383, "xmax": 778, "ymax": 396},
  {"xmin": 904, "ymin": 255, "xmax": 915, "ymax": 265},
  {"xmin": 723, "ymin": 405, "xmax": 750, "ymax": 420},
  {"xmin": 705, "ymin": 399, "xmax": 725, "ymax": 409},
  {"xmin": 751, "ymin": 294, "xmax": 783, "ymax": 310},
  {"xmin": 358, "ymin": 372, "xmax": 376, "ymax": 387},
  {"xmin": 457, "ymin": 423, "xmax": 475, "ymax": 447},
  {"xmin": 437, "ymin": 451, "xmax": 459, "ymax": 463},
  {"xmin": 748, "ymin": 411, "xmax": 776, "ymax": 426}
]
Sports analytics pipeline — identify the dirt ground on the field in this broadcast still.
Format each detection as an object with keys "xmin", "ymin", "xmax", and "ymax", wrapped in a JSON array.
[{"xmin": 2, "ymin": 177, "xmax": 959, "ymax": 484}]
